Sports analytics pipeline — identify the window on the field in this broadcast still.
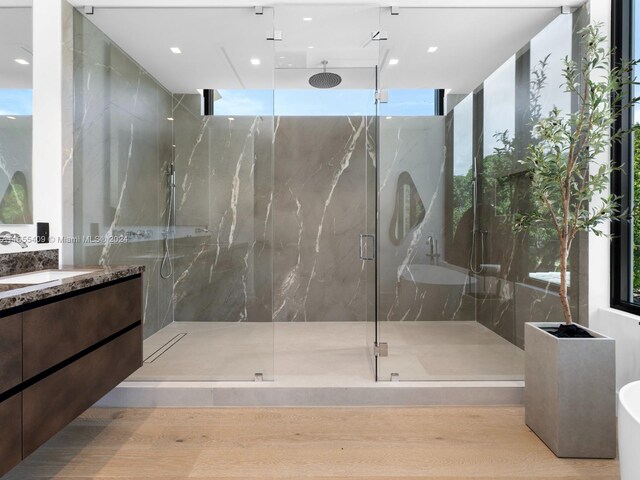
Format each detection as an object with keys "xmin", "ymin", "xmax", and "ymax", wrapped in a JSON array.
[
  {"xmin": 214, "ymin": 88, "xmax": 439, "ymax": 117},
  {"xmin": 611, "ymin": 0, "xmax": 640, "ymax": 313}
]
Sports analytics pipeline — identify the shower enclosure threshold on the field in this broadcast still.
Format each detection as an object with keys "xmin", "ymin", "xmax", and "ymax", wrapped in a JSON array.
[
  {"xmin": 97, "ymin": 321, "xmax": 524, "ymax": 406},
  {"xmin": 96, "ymin": 379, "xmax": 524, "ymax": 407}
]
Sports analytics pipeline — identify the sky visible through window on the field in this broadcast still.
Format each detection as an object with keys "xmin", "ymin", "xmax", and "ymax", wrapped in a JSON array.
[
  {"xmin": 214, "ymin": 88, "xmax": 436, "ymax": 117},
  {"xmin": 0, "ymin": 90, "xmax": 32, "ymax": 116},
  {"xmin": 1, "ymin": 89, "xmax": 436, "ymax": 118}
]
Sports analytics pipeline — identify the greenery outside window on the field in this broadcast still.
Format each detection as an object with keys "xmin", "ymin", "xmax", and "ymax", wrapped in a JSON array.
[{"xmin": 611, "ymin": 0, "xmax": 640, "ymax": 312}]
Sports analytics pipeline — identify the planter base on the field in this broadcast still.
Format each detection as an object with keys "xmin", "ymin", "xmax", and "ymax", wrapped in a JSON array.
[{"xmin": 525, "ymin": 322, "xmax": 616, "ymax": 458}]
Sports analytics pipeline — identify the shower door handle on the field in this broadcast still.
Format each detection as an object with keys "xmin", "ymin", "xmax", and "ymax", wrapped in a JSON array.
[{"xmin": 359, "ymin": 234, "xmax": 375, "ymax": 261}]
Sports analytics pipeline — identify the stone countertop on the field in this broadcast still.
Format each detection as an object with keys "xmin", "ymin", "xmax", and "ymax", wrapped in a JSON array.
[{"xmin": 0, "ymin": 265, "xmax": 144, "ymax": 312}]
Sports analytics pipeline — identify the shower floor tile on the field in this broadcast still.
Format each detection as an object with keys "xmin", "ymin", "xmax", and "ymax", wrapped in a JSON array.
[{"xmin": 129, "ymin": 321, "xmax": 524, "ymax": 384}]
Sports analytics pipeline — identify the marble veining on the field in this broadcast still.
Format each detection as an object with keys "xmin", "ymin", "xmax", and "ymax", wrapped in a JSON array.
[
  {"xmin": 0, "ymin": 265, "xmax": 143, "ymax": 311},
  {"xmin": 0, "ymin": 249, "xmax": 58, "ymax": 278},
  {"xmin": 72, "ymin": 10, "xmax": 173, "ymax": 338},
  {"xmin": 273, "ymin": 116, "xmax": 370, "ymax": 323}
]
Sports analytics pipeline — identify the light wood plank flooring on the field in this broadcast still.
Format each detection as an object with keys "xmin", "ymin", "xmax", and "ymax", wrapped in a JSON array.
[{"xmin": 4, "ymin": 407, "xmax": 619, "ymax": 479}]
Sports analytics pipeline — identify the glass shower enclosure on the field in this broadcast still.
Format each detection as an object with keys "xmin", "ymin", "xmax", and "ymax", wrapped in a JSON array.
[{"xmin": 71, "ymin": 3, "xmax": 586, "ymax": 384}]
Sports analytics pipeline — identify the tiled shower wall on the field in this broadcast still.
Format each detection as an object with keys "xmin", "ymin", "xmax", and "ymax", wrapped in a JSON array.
[
  {"xmin": 171, "ymin": 95, "xmax": 273, "ymax": 324},
  {"xmin": 72, "ymin": 7, "xmax": 379, "ymax": 332},
  {"xmin": 72, "ymin": 5, "xmax": 589, "ymax": 353},
  {"xmin": 272, "ymin": 116, "xmax": 373, "ymax": 323},
  {"xmin": 171, "ymin": 112, "xmax": 375, "ymax": 324},
  {"xmin": 72, "ymin": 9, "xmax": 174, "ymax": 338},
  {"xmin": 72, "ymin": 11, "xmax": 379, "ymax": 332}
]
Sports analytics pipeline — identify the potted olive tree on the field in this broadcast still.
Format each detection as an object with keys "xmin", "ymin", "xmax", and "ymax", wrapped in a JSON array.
[{"xmin": 517, "ymin": 23, "xmax": 637, "ymax": 458}]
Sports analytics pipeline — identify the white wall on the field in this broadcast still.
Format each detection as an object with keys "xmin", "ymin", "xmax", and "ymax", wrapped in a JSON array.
[
  {"xmin": 587, "ymin": 0, "xmax": 640, "ymax": 391},
  {"xmin": 31, "ymin": 0, "xmax": 63, "ymax": 254}
]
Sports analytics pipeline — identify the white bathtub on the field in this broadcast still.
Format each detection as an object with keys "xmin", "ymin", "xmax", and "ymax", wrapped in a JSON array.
[
  {"xmin": 619, "ymin": 380, "xmax": 640, "ymax": 479},
  {"xmin": 399, "ymin": 264, "xmax": 475, "ymax": 287},
  {"xmin": 394, "ymin": 264, "xmax": 475, "ymax": 321}
]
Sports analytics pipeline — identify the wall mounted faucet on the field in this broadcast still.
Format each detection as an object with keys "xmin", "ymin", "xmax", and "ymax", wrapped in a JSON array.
[
  {"xmin": 426, "ymin": 235, "xmax": 440, "ymax": 265},
  {"xmin": 0, "ymin": 231, "xmax": 28, "ymax": 248}
]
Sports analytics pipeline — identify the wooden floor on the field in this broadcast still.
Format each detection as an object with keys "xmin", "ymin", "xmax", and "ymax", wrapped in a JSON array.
[{"xmin": 4, "ymin": 407, "xmax": 619, "ymax": 480}]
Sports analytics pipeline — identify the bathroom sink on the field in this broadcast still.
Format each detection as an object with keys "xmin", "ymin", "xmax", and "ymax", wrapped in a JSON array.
[{"xmin": 0, "ymin": 269, "xmax": 97, "ymax": 285}]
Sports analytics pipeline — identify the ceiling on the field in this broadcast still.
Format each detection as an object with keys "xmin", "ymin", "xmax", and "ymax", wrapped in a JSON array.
[
  {"xmin": 67, "ymin": 0, "xmax": 586, "ymax": 7},
  {"xmin": 81, "ymin": 4, "xmax": 566, "ymax": 94},
  {"xmin": 0, "ymin": 7, "xmax": 32, "ymax": 89},
  {"xmin": 0, "ymin": 1, "xmax": 586, "ymax": 94}
]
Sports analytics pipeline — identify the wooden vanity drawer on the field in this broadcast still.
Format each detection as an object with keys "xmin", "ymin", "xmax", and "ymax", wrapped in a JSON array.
[
  {"xmin": 22, "ymin": 277, "xmax": 142, "ymax": 379},
  {"xmin": 0, "ymin": 313, "xmax": 22, "ymax": 393},
  {"xmin": 22, "ymin": 325, "xmax": 142, "ymax": 457},
  {"xmin": 0, "ymin": 394, "xmax": 22, "ymax": 477}
]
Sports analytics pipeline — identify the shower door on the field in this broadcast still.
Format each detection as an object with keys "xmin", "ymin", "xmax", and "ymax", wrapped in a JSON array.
[
  {"xmin": 169, "ymin": 7, "xmax": 276, "ymax": 381},
  {"xmin": 272, "ymin": 5, "xmax": 379, "ymax": 381},
  {"xmin": 374, "ymin": 8, "xmax": 474, "ymax": 381}
]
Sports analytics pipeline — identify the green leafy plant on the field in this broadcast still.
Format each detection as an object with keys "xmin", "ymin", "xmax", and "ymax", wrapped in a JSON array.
[{"xmin": 516, "ymin": 23, "xmax": 639, "ymax": 325}]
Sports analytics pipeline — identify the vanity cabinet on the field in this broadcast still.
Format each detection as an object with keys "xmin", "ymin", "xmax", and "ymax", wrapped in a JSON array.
[
  {"xmin": 0, "ymin": 395, "xmax": 21, "ymax": 475},
  {"xmin": 0, "ymin": 275, "xmax": 142, "ymax": 476},
  {"xmin": 23, "ymin": 278, "xmax": 141, "ymax": 379},
  {"xmin": 0, "ymin": 313, "xmax": 22, "ymax": 391}
]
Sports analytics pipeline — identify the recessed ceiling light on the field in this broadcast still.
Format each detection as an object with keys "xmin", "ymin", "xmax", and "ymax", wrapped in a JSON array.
[
  {"xmin": 303, "ymin": 17, "xmax": 312, "ymax": 21},
  {"xmin": 6, "ymin": 116, "xmax": 16, "ymax": 120},
  {"xmin": 228, "ymin": 117, "xmax": 235, "ymax": 121},
  {"xmin": 385, "ymin": 116, "xmax": 392, "ymax": 119},
  {"xmin": 428, "ymin": 46, "xmax": 438, "ymax": 53},
  {"xmin": 167, "ymin": 117, "xmax": 174, "ymax": 121},
  {"xmin": 307, "ymin": 46, "xmax": 314, "ymax": 49},
  {"xmin": 389, "ymin": 58, "xmax": 399, "ymax": 65},
  {"xmin": 250, "ymin": 58, "xmax": 261, "ymax": 65},
  {"xmin": 279, "ymin": 56, "xmax": 285, "ymax": 59},
  {"xmin": 288, "ymin": 63, "xmax": 293, "ymax": 67},
  {"xmin": 170, "ymin": 47, "xmax": 182, "ymax": 54},
  {"xmin": 14, "ymin": 58, "xmax": 29, "ymax": 65}
]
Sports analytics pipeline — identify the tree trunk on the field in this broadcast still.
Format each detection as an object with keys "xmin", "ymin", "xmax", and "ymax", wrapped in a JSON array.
[{"xmin": 559, "ymin": 240, "xmax": 572, "ymax": 325}]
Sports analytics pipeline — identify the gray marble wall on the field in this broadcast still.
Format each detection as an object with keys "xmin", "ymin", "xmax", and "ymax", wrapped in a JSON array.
[
  {"xmin": 272, "ymin": 116, "xmax": 372, "ymax": 322},
  {"xmin": 170, "ymin": 114, "xmax": 373, "ymax": 324},
  {"xmin": 72, "ymin": 9, "xmax": 174, "ymax": 338},
  {"xmin": 171, "ymin": 97, "xmax": 273, "ymax": 323},
  {"xmin": 378, "ymin": 116, "xmax": 474, "ymax": 322}
]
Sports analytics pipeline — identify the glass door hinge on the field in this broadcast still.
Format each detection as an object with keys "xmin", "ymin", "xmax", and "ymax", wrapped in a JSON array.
[
  {"xmin": 375, "ymin": 90, "xmax": 389, "ymax": 103},
  {"xmin": 374, "ymin": 342, "xmax": 389, "ymax": 357}
]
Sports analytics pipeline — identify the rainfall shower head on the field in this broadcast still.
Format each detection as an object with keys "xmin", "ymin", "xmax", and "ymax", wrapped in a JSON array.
[{"xmin": 309, "ymin": 61, "xmax": 342, "ymax": 89}]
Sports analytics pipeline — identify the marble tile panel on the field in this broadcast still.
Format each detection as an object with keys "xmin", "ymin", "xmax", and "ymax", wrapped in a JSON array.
[{"xmin": 0, "ymin": 249, "xmax": 58, "ymax": 277}]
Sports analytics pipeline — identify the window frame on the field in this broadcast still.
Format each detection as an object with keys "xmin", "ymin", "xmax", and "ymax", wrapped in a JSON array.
[{"xmin": 610, "ymin": 0, "xmax": 640, "ymax": 315}]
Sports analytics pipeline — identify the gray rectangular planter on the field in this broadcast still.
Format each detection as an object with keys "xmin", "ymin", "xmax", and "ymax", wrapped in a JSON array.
[{"xmin": 524, "ymin": 322, "xmax": 616, "ymax": 458}]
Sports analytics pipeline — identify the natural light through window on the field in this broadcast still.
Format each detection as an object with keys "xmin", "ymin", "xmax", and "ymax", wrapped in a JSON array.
[
  {"xmin": 213, "ymin": 89, "xmax": 436, "ymax": 117},
  {"xmin": 0, "ymin": 90, "xmax": 32, "ymax": 116}
]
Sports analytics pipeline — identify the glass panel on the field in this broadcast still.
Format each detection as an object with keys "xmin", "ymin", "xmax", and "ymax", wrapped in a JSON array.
[
  {"xmin": 73, "ymin": 7, "xmax": 275, "ymax": 381},
  {"xmin": 273, "ymin": 5, "xmax": 378, "ymax": 382},
  {"xmin": 388, "ymin": 171, "xmax": 426, "ymax": 245},
  {"xmin": 72, "ymin": 8, "xmax": 174, "ymax": 353},
  {"xmin": 376, "ymin": 6, "xmax": 567, "ymax": 381},
  {"xmin": 169, "ymin": 8, "xmax": 275, "ymax": 381},
  {"xmin": 377, "ymin": 8, "xmax": 473, "ymax": 381},
  {"xmin": 0, "ymin": 4, "xmax": 33, "ymax": 224},
  {"xmin": 475, "ymin": 12, "xmax": 582, "ymax": 355}
]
